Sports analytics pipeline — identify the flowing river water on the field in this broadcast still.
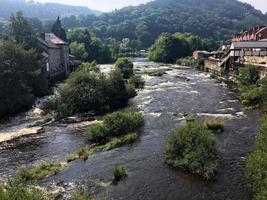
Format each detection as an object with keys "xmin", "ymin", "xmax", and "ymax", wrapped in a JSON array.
[{"xmin": 0, "ymin": 58, "xmax": 261, "ymax": 200}]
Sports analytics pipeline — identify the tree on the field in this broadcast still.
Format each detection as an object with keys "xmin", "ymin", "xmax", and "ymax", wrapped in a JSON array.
[
  {"xmin": 10, "ymin": 11, "xmax": 37, "ymax": 50},
  {"xmin": 149, "ymin": 32, "xmax": 216, "ymax": 63},
  {"xmin": 70, "ymin": 42, "xmax": 88, "ymax": 60},
  {"xmin": 0, "ymin": 40, "xmax": 48, "ymax": 118},
  {"xmin": 115, "ymin": 58, "xmax": 134, "ymax": 79},
  {"xmin": 149, "ymin": 33, "xmax": 189, "ymax": 63},
  {"xmin": 51, "ymin": 16, "xmax": 67, "ymax": 41}
]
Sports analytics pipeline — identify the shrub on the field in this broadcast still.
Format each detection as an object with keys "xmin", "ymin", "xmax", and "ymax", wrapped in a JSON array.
[
  {"xmin": 147, "ymin": 69, "xmax": 165, "ymax": 77},
  {"xmin": 112, "ymin": 166, "xmax": 128, "ymax": 182},
  {"xmin": 176, "ymin": 57, "xmax": 198, "ymax": 67},
  {"xmin": 246, "ymin": 115, "xmax": 267, "ymax": 200},
  {"xmin": 103, "ymin": 109, "xmax": 144, "ymax": 137},
  {"xmin": 128, "ymin": 75, "xmax": 145, "ymax": 89},
  {"xmin": 16, "ymin": 162, "xmax": 65, "ymax": 180},
  {"xmin": 125, "ymin": 83, "xmax": 137, "ymax": 98},
  {"xmin": 42, "ymin": 96, "xmax": 58, "ymax": 113},
  {"xmin": 76, "ymin": 148, "xmax": 89, "ymax": 161},
  {"xmin": 240, "ymin": 85, "xmax": 264, "ymax": 108},
  {"xmin": 165, "ymin": 121, "xmax": 220, "ymax": 180},
  {"xmin": 238, "ymin": 65, "xmax": 260, "ymax": 87},
  {"xmin": 67, "ymin": 154, "xmax": 77, "ymax": 163},
  {"xmin": 86, "ymin": 123, "xmax": 109, "ymax": 143},
  {"xmin": 86, "ymin": 109, "xmax": 144, "ymax": 144},
  {"xmin": 72, "ymin": 188, "xmax": 92, "ymax": 200},
  {"xmin": 0, "ymin": 177, "xmax": 52, "ymax": 200},
  {"xmin": 204, "ymin": 121, "xmax": 224, "ymax": 134},
  {"xmin": 115, "ymin": 57, "xmax": 134, "ymax": 79},
  {"xmin": 51, "ymin": 65, "xmax": 135, "ymax": 118}
]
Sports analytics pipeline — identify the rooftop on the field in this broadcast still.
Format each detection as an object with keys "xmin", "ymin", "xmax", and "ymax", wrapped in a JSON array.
[{"xmin": 38, "ymin": 33, "xmax": 68, "ymax": 48}]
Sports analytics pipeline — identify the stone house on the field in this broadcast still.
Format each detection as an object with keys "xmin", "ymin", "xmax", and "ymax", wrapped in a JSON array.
[{"xmin": 38, "ymin": 33, "xmax": 70, "ymax": 79}]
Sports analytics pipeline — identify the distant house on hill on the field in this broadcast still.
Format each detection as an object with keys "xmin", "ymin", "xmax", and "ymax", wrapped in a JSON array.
[
  {"xmin": 38, "ymin": 33, "xmax": 70, "ymax": 79},
  {"xmin": 232, "ymin": 26, "xmax": 267, "ymax": 42}
]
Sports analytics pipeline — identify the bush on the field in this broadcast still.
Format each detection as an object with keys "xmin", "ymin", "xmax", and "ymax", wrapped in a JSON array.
[
  {"xmin": 103, "ymin": 109, "xmax": 144, "ymax": 137},
  {"xmin": 72, "ymin": 188, "xmax": 92, "ymax": 200},
  {"xmin": 86, "ymin": 109, "xmax": 144, "ymax": 144},
  {"xmin": 238, "ymin": 65, "xmax": 260, "ymax": 87},
  {"xmin": 176, "ymin": 57, "xmax": 198, "ymax": 67},
  {"xmin": 67, "ymin": 154, "xmax": 77, "ymax": 163},
  {"xmin": 125, "ymin": 83, "xmax": 137, "ymax": 98},
  {"xmin": 115, "ymin": 57, "xmax": 134, "ymax": 79},
  {"xmin": 204, "ymin": 121, "xmax": 224, "ymax": 134},
  {"xmin": 51, "ymin": 64, "xmax": 135, "ymax": 118},
  {"xmin": 0, "ymin": 177, "xmax": 52, "ymax": 200},
  {"xmin": 16, "ymin": 162, "xmax": 65, "ymax": 181},
  {"xmin": 147, "ymin": 69, "xmax": 165, "ymax": 77},
  {"xmin": 31, "ymin": 69, "xmax": 50, "ymax": 97},
  {"xmin": 76, "ymin": 148, "xmax": 89, "ymax": 161},
  {"xmin": 165, "ymin": 121, "xmax": 220, "ymax": 180},
  {"xmin": 42, "ymin": 96, "xmax": 58, "ymax": 113},
  {"xmin": 112, "ymin": 166, "xmax": 128, "ymax": 182},
  {"xmin": 240, "ymin": 85, "xmax": 264, "ymax": 108},
  {"xmin": 0, "ymin": 40, "xmax": 48, "ymax": 119},
  {"xmin": 128, "ymin": 75, "xmax": 145, "ymax": 89},
  {"xmin": 246, "ymin": 115, "xmax": 267, "ymax": 200},
  {"xmin": 86, "ymin": 123, "xmax": 109, "ymax": 143}
]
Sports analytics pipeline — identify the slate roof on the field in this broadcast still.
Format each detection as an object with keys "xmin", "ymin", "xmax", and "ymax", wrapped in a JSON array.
[{"xmin": 38, "ymin": 33, "xmax": 67, "ymax": 49}]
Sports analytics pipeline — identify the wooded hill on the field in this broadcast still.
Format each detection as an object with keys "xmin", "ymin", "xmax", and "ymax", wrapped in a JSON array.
[
  {"xmin": 61, "ymin": 0, "xmax": 267, "ymax": 48},
  {"xmin": 0, "ymin": 0, "xmax": 101, "ymax": 20}
]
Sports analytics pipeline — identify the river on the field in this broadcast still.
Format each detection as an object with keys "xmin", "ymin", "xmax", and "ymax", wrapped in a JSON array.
[{"xmin": 0, "ymin": 58, "xmax": 260, "ymax": 199}]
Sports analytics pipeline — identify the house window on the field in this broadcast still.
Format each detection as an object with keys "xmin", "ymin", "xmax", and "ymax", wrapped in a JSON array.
[{"xmin": 46, "ymin": 62, "xmax": 50, "ymax": 72}]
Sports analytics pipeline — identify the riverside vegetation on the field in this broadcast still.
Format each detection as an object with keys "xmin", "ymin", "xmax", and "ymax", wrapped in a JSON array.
[
  {"xmin": 165, "ymin": 120, "xmax": 221, "ymax": 180},
  {"xmin": 238, "ymin": 66, "xmax": 267, "ymax": 200},
  {"xmin": 43, "ymin": 59, "xmax": 137, "ymax": 118}
]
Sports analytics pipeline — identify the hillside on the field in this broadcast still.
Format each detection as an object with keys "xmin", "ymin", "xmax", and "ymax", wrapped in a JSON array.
[
  {"xmin": 62, "ymin": 0, "xmax": 267, "ymax": 47},
  {"xmin": 0, "ymin": 0, "xmax": 101, "ymax": 20}
]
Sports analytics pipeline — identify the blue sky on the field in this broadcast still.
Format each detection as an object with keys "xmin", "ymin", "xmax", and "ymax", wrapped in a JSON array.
[{"xmin": 35, "ymin": 0, "xmax": 267, "ymax": 13}]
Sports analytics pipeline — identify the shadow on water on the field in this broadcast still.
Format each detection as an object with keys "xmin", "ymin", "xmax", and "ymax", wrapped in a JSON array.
[{"xmin": 0, "ymin": 58, "xmax": 260, "ymax": 199}]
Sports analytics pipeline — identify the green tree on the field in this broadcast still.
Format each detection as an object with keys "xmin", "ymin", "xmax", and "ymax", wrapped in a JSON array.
[
  {"xmin": 115, "ymin": 57, "xmax": 134, "ymax": 79},
  {"xmin": 0, "ymin": 40, "xmax": 47, "ymax": 118},
  {"xmin": 70, "ymin": 42, "xmax": 88, "ymax": 61},
  {"xmin": 51, "ymin": 16, "xmax": 67, "ymax": 41},
  {"xmin": 10, "ymin": 12, "xmax": 37, "ymax": 50}
]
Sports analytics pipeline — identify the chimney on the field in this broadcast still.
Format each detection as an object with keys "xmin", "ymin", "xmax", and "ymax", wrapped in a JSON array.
[{"xmin": 40, "ymin": 32, "xmax": 46, "ymax": 40}]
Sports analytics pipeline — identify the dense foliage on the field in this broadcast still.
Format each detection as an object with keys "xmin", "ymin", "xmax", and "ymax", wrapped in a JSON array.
[
  {"xmin": 68, "ymin": 28, "xmax": 113, "ymax": 63},
  {"xmin": 149, "ymin": 33, "xmax": 215, "ymax": 63},
  {"xmin": 165, "ymin": 121, "xmax": 220, "ymax": 180},
  {"xmin": 10, "ymin": 12, "xmax": 38, "ymax": 50},
  {"xmin": 115, "ymin": 57, "xmax": 134, "ymax": 79},
  {"xmin": 45, "ymin": 63, "xmax": 136, "ymax": 118},
  {"xmin": 238, "ymin": 65, "xmax": 267, "ymax": 108},
  {"xmin": 86, "ymin": 109, "xmax": 144, "ymax": 144},
  {"xmin": 246, "ymin": 115, "xmax": 267, "ymax": 200},
  {"xmin": 0, "ymin": 40, "xmax": 49, "ymax": 119},
  {"xmin": 60, "ymin": 0, "xmax": 267, "ymax": 49}
]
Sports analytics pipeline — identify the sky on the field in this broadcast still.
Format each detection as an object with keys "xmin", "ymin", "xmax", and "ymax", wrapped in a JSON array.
[{"xmin": 35, "ymin": 0, "xmax": 267, "ymax": 13}]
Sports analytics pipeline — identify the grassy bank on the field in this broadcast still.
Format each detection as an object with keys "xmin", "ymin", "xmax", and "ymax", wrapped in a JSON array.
[{"xmin": 246, "ymin": 115, "xmax": 267, "ymax": 200}]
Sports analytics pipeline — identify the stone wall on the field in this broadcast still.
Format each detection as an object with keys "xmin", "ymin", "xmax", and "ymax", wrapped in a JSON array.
[
  {"xmin": 244, "ymin": 56, "xmax": 267, "ymax": 65},
  {"xmin": 48, "ymin": 48, "xmax": 64, "ymax": 78},
  {"xmin": 204, "ymin": 58, "xmax": 221, "ymax": 72}
]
